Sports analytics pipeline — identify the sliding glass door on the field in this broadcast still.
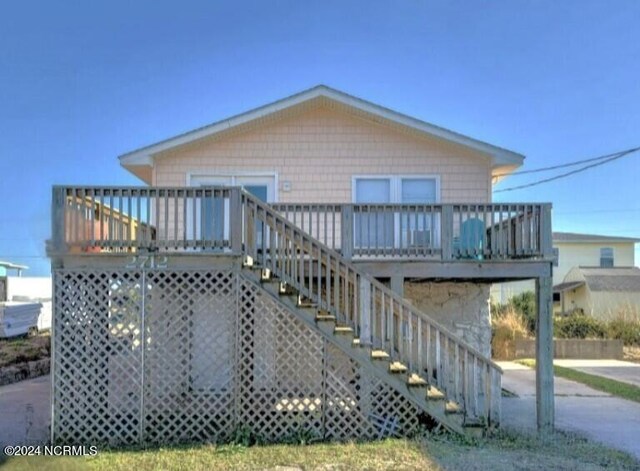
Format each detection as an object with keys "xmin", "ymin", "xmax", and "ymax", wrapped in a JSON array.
[
  {"xmin": 354, "ymin": 178, "xmax": 394, "ymax": 249},
  {"xmin": 188, "ymin": 174, "xmax": 275, "ymax": 248}
]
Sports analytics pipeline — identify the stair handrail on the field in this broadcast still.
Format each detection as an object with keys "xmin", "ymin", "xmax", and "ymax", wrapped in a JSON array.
[{"xmin": 240, "ymin": 189, "xmax": 502, "ymax": 424}]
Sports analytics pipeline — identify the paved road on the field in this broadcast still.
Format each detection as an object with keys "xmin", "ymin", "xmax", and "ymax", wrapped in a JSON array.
[
  {"xmin": 0, "ymin": 375, "xmax": 50, "ymax": 447},
  {"xmin": 499, "ymin": 361, "xmax": 640, "ymax": 460}
]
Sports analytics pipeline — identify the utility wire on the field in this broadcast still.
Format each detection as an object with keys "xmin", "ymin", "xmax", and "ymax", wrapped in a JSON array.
[
  {"xmin": 494, "ymin": 148, "xmax": 640, "ymax": 193},
  {"xmin": 494, "ymin": 145, "xmax": 640, "ymax": 178}
]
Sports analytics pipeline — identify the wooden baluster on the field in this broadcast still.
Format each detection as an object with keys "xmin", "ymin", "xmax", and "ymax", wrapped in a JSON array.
[
  {"xmin": 388, "ymin": 296, "xmax": 395, "ymax": 356},
  {"xmin": 473, "ymin": 356, "xmax": 478, "ymax": 418},
  {"xmin": 408, "ymin": 313, "xmax": 414, "ymax": 371},
  {"xmin": 417, "ymin": 317, "xmax": 423, "ymax": 377},
  {"xmin": 435, "ymin": 331, "xmax": 441, "ymax": 389},
  {"xmin": 454, "ymin": 343, "xmax": 460, "ymax": 404},
  {"xmin": 425, "ymin": 323, "xmax": 432, "ymax": 383}
]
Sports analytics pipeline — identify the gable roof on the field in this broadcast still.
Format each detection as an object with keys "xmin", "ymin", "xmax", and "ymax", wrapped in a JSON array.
[
  {"xmin": 575, "ymin": 267, "xmax": 640, "ymax": 292},
  {"xmin": 119, "ymin": 85, "xmax": 524, "ymax": 182},
  {"xmin": 553, "ymin": 232, "xmax": 640, "ymax": 244}
]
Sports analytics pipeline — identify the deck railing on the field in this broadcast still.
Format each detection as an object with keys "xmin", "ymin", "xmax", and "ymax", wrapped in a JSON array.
[
  {"xmin": 50, "ymin": 187, "xmax": 552, "ymax": 262},
  {"xmin": 272, "ymin": 202, "xmax": 552, "ymax": 260},
  {"xmin": 243, "ymin": 192, "xmax": 503, "ymax": 425},
  {"xmin": 51, "ymin": 186, "xmax": 237, "ymax": 253},
  {"xmin": 49, "ymin": 185, "xmax": 514, "ymax": 425}
]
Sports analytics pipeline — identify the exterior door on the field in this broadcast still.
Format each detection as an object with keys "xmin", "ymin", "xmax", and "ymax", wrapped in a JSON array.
[{"xmin": 188, "ymin": 174, "xmax": 276, "ymax": 246}]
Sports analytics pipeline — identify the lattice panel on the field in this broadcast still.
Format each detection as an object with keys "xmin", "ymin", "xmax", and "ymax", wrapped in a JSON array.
[
  {"xmin": 53, "ymin": 270, "xmax": 143, "ymax": 445},
  {"xmin": 325, "ymin": 344, "xmax": 420, "ymax": 440},
  {"xmin": 238, "ymin": 280, "xmax": 325, "ymax": 441},
  {"xmin": 143, "ymin": 270, "xmax": 237, "ymax": 444},
  {"xmin": 53, "ymin": 267, "xmax": 421, "ymax": 446}
]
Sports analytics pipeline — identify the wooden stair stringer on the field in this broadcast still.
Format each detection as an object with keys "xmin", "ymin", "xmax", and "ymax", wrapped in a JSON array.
[{"xmin": 240, "ymin": 268, "xmax": 467, "ymax": 436}]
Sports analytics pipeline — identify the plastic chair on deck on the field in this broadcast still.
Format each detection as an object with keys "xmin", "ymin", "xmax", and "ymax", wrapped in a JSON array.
[{"xmin": 453, "ymin": 218, "xmax": 486, "ymax": 259}]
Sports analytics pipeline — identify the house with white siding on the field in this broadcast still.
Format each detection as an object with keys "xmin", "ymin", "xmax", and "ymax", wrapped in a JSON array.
[
  {"xmin": 48, "ymin": 85, "xmax": 555, "ymax": 445},
  {"xmin": 551, "ymin": 232, "xmax": 639, "ymax": 316}
]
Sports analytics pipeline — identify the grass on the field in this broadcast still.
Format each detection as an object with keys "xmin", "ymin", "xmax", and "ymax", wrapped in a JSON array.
[
  {"xmin": 517, "ymin": 359, "xmax": 640, "ymax": 403},
  {"xmin": 0, "ymin": 333, "xmax": 50, "ymax": 368},
  {"xmin": 0, "ymin": 439, "xmax": 439, "ymax": 471},
  {"xmin": 1, "ymin": 429, "xmax": 638, "ymax": 471}
]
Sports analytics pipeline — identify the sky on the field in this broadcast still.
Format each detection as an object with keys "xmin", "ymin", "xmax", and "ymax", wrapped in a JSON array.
[{"xmin": 1, "ymin": 1, "xmax": 639, "ymax": 276}]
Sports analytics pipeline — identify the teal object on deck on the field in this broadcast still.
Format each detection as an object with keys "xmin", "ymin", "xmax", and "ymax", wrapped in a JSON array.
[{"xmin": 455, "ymin": 218, "xmax": 486, "ymax": 258}]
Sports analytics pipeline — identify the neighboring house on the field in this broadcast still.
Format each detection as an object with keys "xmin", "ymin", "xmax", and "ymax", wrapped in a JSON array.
[
  {"xmin": 0, "ymin": 260, "xmax": 29, "ymax": 302},
  {"xmin": 552, "ymin": 232, "xmax": 639, "ymax": 286},
  {"xmin": 47, "ymin": 85, "xmax": 555, "ymax": 445},
  {"xmin": 555, "ymin": 267, "xmax": 640, "ymax": 318},
  {"xmin": 491, "ymin": 231, "xmax": 640, "ymax": 306},
  {"xmin": 553, "ymin": 232, "xmax": 639, "ymax": 315}
]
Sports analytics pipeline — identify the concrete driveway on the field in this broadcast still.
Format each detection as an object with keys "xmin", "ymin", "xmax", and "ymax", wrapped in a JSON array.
[
  {"xmin": 499, "ymin": 361, "xmax": 640, "ymax": 460},
  {"xmin": 0, "ymin": 375, "xmax": 50, "ymax": 447},
  {"xmin": 553, "ymin": 359, "xmax": 640, "ymax": 387}
]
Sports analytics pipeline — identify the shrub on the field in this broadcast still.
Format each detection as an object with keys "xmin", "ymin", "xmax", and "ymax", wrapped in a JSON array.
[
  {"xmin": 492, "ymin": 291, "xmax": 536, "ymax": 335},
  {"xmin": 607, "ymin": 308, "xmax": 640, "ymax": 346},
  {"xmin": 509, "ymin": 292, "xmax": 537, "ymax": 333},
  {"xmin": 554, "ymin": 314, "xmax": 607, "ymax": 339},
  {"xmin": 491, "ymin": 306, "xmax": 529, "ymax": 360}
]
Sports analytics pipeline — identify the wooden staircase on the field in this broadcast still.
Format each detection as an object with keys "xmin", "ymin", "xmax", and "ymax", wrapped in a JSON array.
[{"xmin": 238, "ymin": 192, "xmax": 503, "ymax": 436}]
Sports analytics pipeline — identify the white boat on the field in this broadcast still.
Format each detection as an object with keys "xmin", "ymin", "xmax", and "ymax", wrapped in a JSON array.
[{"xmin": 0, "ymin": 302, "xmax": 43, "ymax": 338}]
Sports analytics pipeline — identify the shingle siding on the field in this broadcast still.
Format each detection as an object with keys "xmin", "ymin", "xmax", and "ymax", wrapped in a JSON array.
[{"xmin": 153, "ymin": 106, "xmax": 492, "ymax": 203}]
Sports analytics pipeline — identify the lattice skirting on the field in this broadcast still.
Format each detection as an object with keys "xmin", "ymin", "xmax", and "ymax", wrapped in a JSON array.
[{"xmin": 53, "ymin": 268, "xmax": 419, "ymax": 446}]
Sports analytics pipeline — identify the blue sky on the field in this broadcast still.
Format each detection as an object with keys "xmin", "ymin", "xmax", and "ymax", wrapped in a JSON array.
[{"xmin": 1, "ymin": 1, "xmax": 639, "ymax": 276}]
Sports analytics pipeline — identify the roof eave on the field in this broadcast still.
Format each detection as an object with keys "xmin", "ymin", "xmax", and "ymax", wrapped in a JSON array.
[{"xmin": 119, "ymin": 85, "xmax": 525, "ymax": 171}]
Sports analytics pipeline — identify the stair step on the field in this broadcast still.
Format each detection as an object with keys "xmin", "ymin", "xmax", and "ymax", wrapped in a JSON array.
[
  {"xmin": 334, "ymin": 326, "xmax": 354, "ymax": 335},
  {"xmin": 278, "ymin": 282, "xmax": 297, "ymax": 295},
  {"xmin": 371, "ymin": 350, "xmax": 390, "ymax": 361},
  {"xmin": 316, "ymin": 312, "xmax": 336, "ymax": 323},
  {"xmin": 297, "ymin": 297, "xmax": 317, "ymax": 308},
  {"xmin": 426, "ymin": 388, "xmax": 446, "ymax": 401},
  {"xmin": 445, "ymin": 401, "xmax": 463, "ymax": 415},
  {"xmin": 243, "ymin": 255, "xmax": 254, "ymax": 267},
  {"xmin": 389, "ymin": 361, "xmax": 408, "ymax": 374},
  {"xmin": 407, "ymin": 374, "xmax": 428, "ymax": 387}
]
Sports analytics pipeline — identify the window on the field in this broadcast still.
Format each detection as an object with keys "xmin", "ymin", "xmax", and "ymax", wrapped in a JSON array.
[
  {"xmin": 353, "ymin": 176, "xmax": 440, "ymax": 249},
  {"xmin": 600, "ymin": 247, "xmax": 614, "ymax": 267}
]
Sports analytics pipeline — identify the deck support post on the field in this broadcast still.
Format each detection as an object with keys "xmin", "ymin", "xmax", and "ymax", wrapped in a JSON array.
[
  {"xmin": 390, "ymin": 275, "xmax": 404, "ymax": 297},
  {"xmin": 51, "ymin": 186, "xmax": 67, "ymax": 253},
  {"xmin": 441, "ymin": 205, "xmax": 454, "ymax": 260},
  {"xmin": 229, "ymin": 188, "xmax": 242, "ymax": 254},
  {"xmin": 535, "ymin": 275, "xmax": 554, "ymax": 438}
]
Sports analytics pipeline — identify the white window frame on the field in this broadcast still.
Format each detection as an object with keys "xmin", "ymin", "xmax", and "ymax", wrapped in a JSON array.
[
  {"xmin": 352, "ymin": 175, "xmax": 441, "ymax": 249},
  {"xmin": 600, "ymin": 247, "xmax": 614, "ymax": 268},
  {"xmin": 351, "ymin": 175, "xmax": 441, "ymax": 204}
]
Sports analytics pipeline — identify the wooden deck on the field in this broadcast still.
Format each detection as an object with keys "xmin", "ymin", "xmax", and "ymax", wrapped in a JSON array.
[
  {"xmin": 49, "ymin": 185, "xmax": 558, "ymax": 441},
  {"xmin": 49, "ymin": 186, "xmax": 553, "ymax": 281}
]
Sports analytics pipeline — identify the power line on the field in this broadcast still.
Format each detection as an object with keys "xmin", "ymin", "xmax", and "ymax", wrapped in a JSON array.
[
  {"xmin": 494, "ymin": 148, "xmax": 639, "ymax": 193},
  {"xmin": 494, "ymin": 146, "xmax": 640, "ymax": 178}
]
